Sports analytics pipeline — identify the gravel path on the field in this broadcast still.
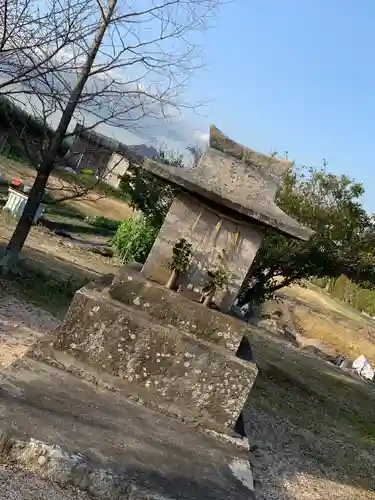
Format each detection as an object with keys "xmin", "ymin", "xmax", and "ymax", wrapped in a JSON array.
[{"xmin": 0, "ymin": 464, "xmax": 91, "ymax": 500}]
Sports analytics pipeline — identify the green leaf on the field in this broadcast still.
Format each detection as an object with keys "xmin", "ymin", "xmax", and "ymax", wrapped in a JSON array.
[{"xmin": 239, "ymin": 165, "xmax": 375, "ymax": 307}]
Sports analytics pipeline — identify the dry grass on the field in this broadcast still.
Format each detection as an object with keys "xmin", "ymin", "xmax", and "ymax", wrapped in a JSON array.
[
  {"xmin": 0, "ymin": 157, "xmax": 134, "ymax": 220},
  {"xmin": 244, "ymin": 283, "xmax": 375, "ymax": 497},
  {"xmin": 294, "ymin": 308, "xmax": 375, "ymax": 364},
  {"xmin": 0, "ymin": 219, "xmax": 119, "ymax": 282},
  {"xmin": 267, "ymin": 283, "xmax": 375, "ymax": 364},
  {"xmin": 0, "ymin": 157, "xmax": 122, "ymax": 283},
  {"xmin": 285, "ymin": 283, "xmax": 370, "ymax": 325}
]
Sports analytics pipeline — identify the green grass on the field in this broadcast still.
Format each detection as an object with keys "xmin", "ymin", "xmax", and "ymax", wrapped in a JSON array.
[
  {"xmin": 84, "ymin": 215, "xmax": 121, "ymax": 231},
  {"xmin": 55, "ymin": 169, "xmax": 130, "ymax": 203},
  {"xmin": 38, "ymin": 191, "xmax": 115, "ymax": 242},
  {"xmin": 2, "ymin": 150, "xmax": 29, "ymax": 164},
  {"xmin": 0, "ymin": 151, "xmax": 130, "ymax": 203}
]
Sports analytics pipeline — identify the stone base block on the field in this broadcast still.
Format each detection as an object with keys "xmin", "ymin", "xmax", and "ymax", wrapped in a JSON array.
[
  {"xmin": 53, "ymin": 282, "xmax": 258, "ymax": 433},
  {"xmin": 110, "ymin": 266, "xmax": 249, "ymax": 354}
]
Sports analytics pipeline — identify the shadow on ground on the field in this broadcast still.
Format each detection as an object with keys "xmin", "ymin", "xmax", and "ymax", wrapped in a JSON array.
[
  {"xmin": 0, "ymin": 240, "xmax": 103, "ymax": 316},
  {"xmin": 0, "ymin": 359, "xmax": 255, "ymax": 500},
  {"xmin": 244, "ymin": 330, "xmax": 375, "ymax": 499},
  {"xmin": 0, "ymin": 187, "xmax": 115, "ymax": 241},
  {"xmin": 42, "ymin": 217, "xmax": 115, "ymax": 238},
  {"xmin": 0, "ymin": 240, "xmax": 111, "ymax": 284}
]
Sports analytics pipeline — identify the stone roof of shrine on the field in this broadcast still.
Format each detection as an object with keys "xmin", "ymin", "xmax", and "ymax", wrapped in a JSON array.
[{"xmin": 142, "ymin": 125, "xmax": 314, "ymax": 241}]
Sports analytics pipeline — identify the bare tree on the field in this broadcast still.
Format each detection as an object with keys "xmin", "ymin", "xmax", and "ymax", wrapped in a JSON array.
[
  {"xmin": 0, "ymin": 0, "xmax": 98, "ymax": 90},
  {"xmin": 0, "ymin": 0, "xmax": 220, "ymax": 272}
]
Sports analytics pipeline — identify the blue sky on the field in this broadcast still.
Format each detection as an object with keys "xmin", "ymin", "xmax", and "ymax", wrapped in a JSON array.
[
  {"xmin": 185, "ymin": 0, "xmax": 375, "ymax": 210},
  {"xmin": 15, "ymin": 0, "xmax": 373, "ymax": 209}
]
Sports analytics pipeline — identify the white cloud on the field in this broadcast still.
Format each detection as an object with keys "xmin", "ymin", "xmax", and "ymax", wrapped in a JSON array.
[{"xmin": 193, "ymin": 130, "xmax": 209, "ymax": 143}]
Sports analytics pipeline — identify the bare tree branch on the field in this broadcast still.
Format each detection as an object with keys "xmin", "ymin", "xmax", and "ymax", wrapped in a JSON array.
[{"xmin": 0, "ymin": 0, "xmax": 221, "ymax": 271}]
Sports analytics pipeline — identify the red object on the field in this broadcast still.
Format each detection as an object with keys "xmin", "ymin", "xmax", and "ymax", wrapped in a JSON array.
[{"xmin": 11, "ymin": 179, "xmax": 24, "ymax": 191}]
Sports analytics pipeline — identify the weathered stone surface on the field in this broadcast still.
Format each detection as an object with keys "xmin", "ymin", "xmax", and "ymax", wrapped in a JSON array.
[
  {"xmin": 209, "ymin": 125, "xmax": 288, "ymax": 182},
  {"xmin": 142, "ymin": 125, "xmax": 314, "ymax": 241},
  {"xmin": 53, "ymin": 283, "xmax": 258, "ymax": 433},
  {"xmin": 177, "ymin": 286, "xmax": 202, "ymax": 302},
  {"xmin": 1, "ymin": 416, "xmax": 251, "ymax": 498},
  {"xmin": 110, "ymin": 266, "xmax": 249, "ymax": 353},
  {"xmin": 0, "ymin": 358, "xmax": 255, "ymax": 499},
  {"xmin": 141, "ymin": 192, "xmax": 264, "ymax": 311}
]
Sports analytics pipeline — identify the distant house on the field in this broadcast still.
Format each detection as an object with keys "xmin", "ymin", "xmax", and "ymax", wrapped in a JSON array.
[{"xmin": 66, "ymin": 124, "xmax": 159, "ymax": 189}]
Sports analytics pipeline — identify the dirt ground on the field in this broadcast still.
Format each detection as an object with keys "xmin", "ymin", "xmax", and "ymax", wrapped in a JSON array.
[
  {"xmin": 0, "ymin": 157, "xmax": 134, "ymax": 220},
  {"xmin": 247, "ymin": 330, "xmax": 375, "ymax": 499},
  {"xmin": 0, "ymin": 463, "xmax": 91, "ymax": 500},
  {"xmin": 0, "ymin": 293, "xmax": 58, "ymax": 367},
  {"xmin": 0, "ymin": 219, "xmax": 119, "ymax": 284}
]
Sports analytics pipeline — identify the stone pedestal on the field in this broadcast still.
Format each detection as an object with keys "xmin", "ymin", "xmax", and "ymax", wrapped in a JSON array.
[
  {"xmin": 48, "ymin": 124, "xmax": 314, "ymax": 442},
  {"xmin": 111, "ymin": 266, "xmax": 250, "ymax": 353},
  {"xmin": 53, "ymin": 274, "xmax": 258, "ymax": 433},
  {"xmin": 141, "ymin": 192, "xmax": 264, "ymax": 312}
]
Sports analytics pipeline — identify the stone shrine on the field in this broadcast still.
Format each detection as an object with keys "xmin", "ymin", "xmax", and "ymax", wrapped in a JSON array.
[{"xmin": 52, "ymin": 126, "xmax": 313, "ymax": 435}]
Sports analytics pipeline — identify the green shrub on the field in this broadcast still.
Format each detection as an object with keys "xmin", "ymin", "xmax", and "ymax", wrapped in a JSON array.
[
  {"xmin": 354, "ymin": 289, "xmax": 373, "ymax": 314},
  {"xmin": 330, "ymin": 275, "xmax": 359, "ymax": 305},
  {"xmin": 85, "ymin": 215, "xmax": 120, "ymax": 231},
  {"xmin": 323, "ymin": 275, "xmax": 375, "ymax": 316},
  {"xmin": 112, "ymin": 215, "xmax": 158, "ymax": 264},
  {"xmin": 170, "ymin": 238, "xmax": 192, "ymax": 274},
  {"xmin": 80, "ymin": 168, "xmax": 94, "ymax": 175}
]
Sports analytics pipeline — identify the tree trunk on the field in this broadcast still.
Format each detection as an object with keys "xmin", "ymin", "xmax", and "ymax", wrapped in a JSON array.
[
  {"xmin": 237, "ymin": 281, "xmax": 264, "ymax": 307},
  {"xmin": 1, "ymin": 170, "xmax": 48, "ymax": 272}
]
